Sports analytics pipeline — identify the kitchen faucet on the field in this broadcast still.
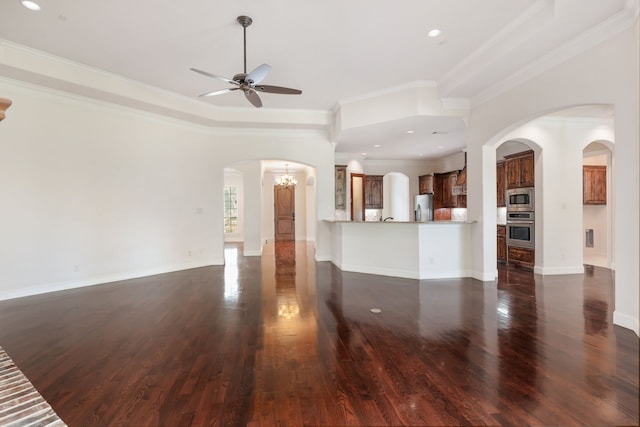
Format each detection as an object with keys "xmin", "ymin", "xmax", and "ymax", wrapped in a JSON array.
[{"xmin": 383, "ymin": 217, "xmax": 394, "ymax": 222}]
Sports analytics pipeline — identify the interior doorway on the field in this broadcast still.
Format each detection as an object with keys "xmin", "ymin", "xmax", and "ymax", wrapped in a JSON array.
[
  {"xmin": 582, "ymin": 141, "xmax": 613, "ymax": 268},
  {"xmin": 350, "ymin": 173, "xmax": 365, "ymax": 221},
  {"xmin": 274, "ymin": 185, "xmax": 295, "ymax": 241}
]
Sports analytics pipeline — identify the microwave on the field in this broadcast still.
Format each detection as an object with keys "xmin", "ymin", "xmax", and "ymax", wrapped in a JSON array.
[{"xmin": 506, "ymin": 187, "xmax": 534, "ymax": 212}]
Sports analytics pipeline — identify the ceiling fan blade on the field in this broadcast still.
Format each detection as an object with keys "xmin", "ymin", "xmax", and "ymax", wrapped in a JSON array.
[
  {"xmin": 198, "ymin": 87, "xmax": 239, "ymax": 97},
  {"xmin": 246, "ymin": 63, "xmax": 271, "ymax": 85},
  {"xmin": 190, "ymin": 68, "xmax": 240, "ymax": 86},
  {"xmin": 255, "ymin": 85, "xmax": 302, "ymax": 95},
  {"xmin": 244, "ymin": 89, "xmax": 263, "ymax": 108}
]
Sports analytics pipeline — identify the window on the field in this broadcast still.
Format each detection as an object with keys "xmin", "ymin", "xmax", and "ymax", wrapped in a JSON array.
[{"xmin": 224, "ymin": 186, "xmax": 238, "ymax": 233}]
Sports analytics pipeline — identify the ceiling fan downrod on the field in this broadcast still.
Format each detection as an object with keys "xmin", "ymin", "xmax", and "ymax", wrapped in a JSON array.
[{"xmin": 237, "ymin": 15, "xmax": 253, "ymax": 74}]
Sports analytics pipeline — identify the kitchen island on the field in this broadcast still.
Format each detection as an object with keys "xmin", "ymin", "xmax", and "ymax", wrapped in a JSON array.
[{"xmin": 324, "ymin": 220, "xmax": 473, "ymax": 279}]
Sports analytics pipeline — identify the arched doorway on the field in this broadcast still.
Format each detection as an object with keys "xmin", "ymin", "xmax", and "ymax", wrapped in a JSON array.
[{"xmin": 582, "ymin": 141, "xmax": 614, "ymax": 269}]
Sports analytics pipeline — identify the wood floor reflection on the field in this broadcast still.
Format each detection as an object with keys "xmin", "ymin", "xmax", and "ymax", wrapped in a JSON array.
[{"xmin": 0, "ymin": 242, "xmax": 637, "ymax": 426}]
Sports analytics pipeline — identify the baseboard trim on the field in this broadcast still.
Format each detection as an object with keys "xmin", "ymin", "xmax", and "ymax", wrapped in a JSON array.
[
  {"xmin": 472, "ymin": 270, "xmax": 497, "ymax": 282},
  {"xmin": 534, "ymin": 265, "xmax": 585, "ymax": 275},
  {"xmin": 0, "ymin": 260, "xmax": 224, "ymax": 302},
  {"xmin": 243, "ymin": 250, "xmax": 262, "ymax": 257},
  {"xmin": 613, "ymin": 311, "xmax": 640, "ymax": 336}
]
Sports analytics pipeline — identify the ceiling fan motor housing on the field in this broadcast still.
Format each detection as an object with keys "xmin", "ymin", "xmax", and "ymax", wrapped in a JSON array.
[{"xmin": 237, "ymin": 16, "xmax": 253, "ymax": 27}]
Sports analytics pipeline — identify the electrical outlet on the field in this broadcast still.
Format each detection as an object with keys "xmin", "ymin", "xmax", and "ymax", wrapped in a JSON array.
[
  {"xmin": 74, "ymin": 265, "xmax": 80, "ymax": 272},
  {"xmin": 188, "ymin": 250, "xmax": 192, "ymax": 257}
]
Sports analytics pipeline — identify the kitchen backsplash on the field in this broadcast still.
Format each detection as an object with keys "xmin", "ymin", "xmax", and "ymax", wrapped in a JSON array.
[{"xmin": 451, "ymin": 208, "xmax": 468, "ymax": 222}]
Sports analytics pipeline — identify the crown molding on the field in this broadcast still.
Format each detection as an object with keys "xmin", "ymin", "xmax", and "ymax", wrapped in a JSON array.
[
  {"xmin": 471, "ymin": 0, "xmax": 639, "ymax": 107},
  {"xmin": 335, "ymin": 80, "xmax": 438, "ymax": 109},
  {"xmin": 0, "ymin": 39, "xmax": 331, "ymax": 131},
  {"xmin": 438, "ymin": 0, "xmax": 555, "ymax": 97}
]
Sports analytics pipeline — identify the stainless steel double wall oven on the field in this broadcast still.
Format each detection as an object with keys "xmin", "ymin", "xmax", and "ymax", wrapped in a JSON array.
[{"xmin": 506, "ymin": 187, "xmax": 535, "ymax": 249}]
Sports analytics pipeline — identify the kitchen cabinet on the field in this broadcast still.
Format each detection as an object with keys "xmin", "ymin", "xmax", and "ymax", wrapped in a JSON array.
[
  {"xmin": 496, "ymin": 161, "xmax": 506, "ymax": 207},
  {"xmin": 505, "ymin": 150, "xmax": 534, "ymax": 189},
  {"xmin": 497, "ymin": 225, "xmax": 506, "ymax": 263},
  {"xmin": 434, "ymin": 172, "xmax": 459, "ymax": 208},
  {"xmin": 418, "ymin": 174, "xmax": 434, "ymax": 195},
  {"xmin": 507, "ymin": 246, "xmax": 534, "ymax": 270},
  {"xmin": 583, "ymin": 165, "xmax": 606, "ymax": 205},
  {"xmin": 364, "ymin": 175, "xmax": 383, "ymax": 209}
]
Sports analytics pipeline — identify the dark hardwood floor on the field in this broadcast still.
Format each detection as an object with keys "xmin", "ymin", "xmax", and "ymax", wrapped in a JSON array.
[{"xmin": 0, "ymin": 242, "xmax": 637, "ymax": 426}]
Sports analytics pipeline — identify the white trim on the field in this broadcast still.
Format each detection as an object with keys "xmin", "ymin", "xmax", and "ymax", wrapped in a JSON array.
[
  {"xmin": 613, "ymin": 311, "xmax": 640, "ymax": 336},
  {"xmin": 336, "ymin": 80, "xmax": 437, "ymax": 107},
  {"xmin": 472, "ymin": 269, "xmax": 497, "ymax": 282},
  {"xmin": 337, "ymin": 263, "xmax": 419, "ymax": 280},
  {"xmin": 439, "ymin": 0, "xmax": 554, "ymax": 97},
  {"xmin": 533, "ymin": 265, "xmax": 585, "ymax": 275},
  {"xmin": 472, "ymin": 1, "xmax": 640, "ymax": 107},
  {"xmin": 243, "ymin": 250, "xmax": 262, "ymax": 257},
  {"xmin": 0, "ymin": 260, "xmax": 224, "ymax": 302}
]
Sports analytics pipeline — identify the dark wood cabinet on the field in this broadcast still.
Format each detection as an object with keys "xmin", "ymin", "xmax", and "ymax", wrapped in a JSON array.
[
  {"xmin": 497, "ymin": 225, "xmax": 507, "ymax": 263},
  {"xmin": 583, "ymin": 165, "xmax": 606, "ymax": 205},
  {"xmin": 418, "ymin": 174, "xmax": 434, "ymax": 195},
  {"xmin": 434, "ymin": 172, "xmax": 459, "ymax": 208},
  {"xmin": 496, "ymin": 161, "xmax": 506, "ymax": 207},
  {"xmin": 364, "ymin": 175, "xmax": 383, "ymax": 209},
  {"xmin": 507, "ymin": 246, "xmax": 534, "ymax": 270},
  {"xmin": 505, "ymin": 150, "xmax": 534, "ymax": 189}
]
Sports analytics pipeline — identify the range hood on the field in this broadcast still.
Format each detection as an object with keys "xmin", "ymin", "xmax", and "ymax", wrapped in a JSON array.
[{"xmin": 452, "ymin": 152, "xmax": 467, "ymax": 196}]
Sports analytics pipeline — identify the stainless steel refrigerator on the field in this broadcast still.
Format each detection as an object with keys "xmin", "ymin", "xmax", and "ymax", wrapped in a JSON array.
[{"xmin": 414, "ymin": 194, "xmax": 434, "ymax": 222}]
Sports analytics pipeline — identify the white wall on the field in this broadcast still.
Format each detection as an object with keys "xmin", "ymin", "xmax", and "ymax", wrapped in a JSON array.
[
  {"xmin": 466, "ymin": 21, "xmax": 639, "ymax": 335},
  {"xmin": 0, "ymin": 78, "xmax": 335, "ymax": 300}
]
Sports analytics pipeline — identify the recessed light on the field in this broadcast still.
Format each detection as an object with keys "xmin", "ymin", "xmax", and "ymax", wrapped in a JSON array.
[
  {"xmin": 361, "ymin": 152, "xmax": 367, "ymax": 156},
  {"xmin": 437, "ymin": 145, "xmax": 444, "ymax": 149},
  {"xmin": 406, "ymin": 130, "xmax": 415, "ymax": 134},
  {"xmin": 374, "ymin": 144, "xmax": 381, "ymax": 148},
  {"xmin": 21, "ymin": 0, "xmax": 41, "ymax": 10},
  {"xmin": 428, "ymin": 29, "xmax": 441, "ymax": 38}
]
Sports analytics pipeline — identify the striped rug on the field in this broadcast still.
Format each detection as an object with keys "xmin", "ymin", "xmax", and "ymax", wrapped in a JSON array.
[{"xmin": 0, "ymin": 346, "xmax": 67, "ymax": 426}]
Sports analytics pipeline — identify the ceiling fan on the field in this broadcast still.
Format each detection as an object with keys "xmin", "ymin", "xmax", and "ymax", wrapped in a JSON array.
[{"xmin": 190, "ymin": 15, "xmax": 302, "ymax": 108}]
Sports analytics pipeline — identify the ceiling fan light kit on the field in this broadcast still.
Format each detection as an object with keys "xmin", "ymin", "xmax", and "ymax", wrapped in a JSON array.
[{"xmin": 191, "ymin": 15, "xmax": 302, "ymax": 108}]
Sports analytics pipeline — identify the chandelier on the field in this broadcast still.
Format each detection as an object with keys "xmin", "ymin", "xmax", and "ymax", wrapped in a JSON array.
[{"xmin": 276, "ymin": 164, "xmax": 297, "ymax": 187}]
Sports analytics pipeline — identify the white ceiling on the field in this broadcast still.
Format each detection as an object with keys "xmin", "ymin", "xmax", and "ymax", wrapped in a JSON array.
[{"xmin": 0, "ymin": 0, "xmax": 634, "ymax": 161}]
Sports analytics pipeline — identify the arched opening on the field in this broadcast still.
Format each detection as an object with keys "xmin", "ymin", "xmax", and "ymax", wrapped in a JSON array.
[
  {"xmin": 582, "ymin": 140, "xmax": 614, "ymax": 269},
  {"xmin": 483, "ymin": 104, "xmax": 614, "ymax": 276},
  {"xmin": 223, "ymin": 159, "xmax": 317, "ymax": 257}
]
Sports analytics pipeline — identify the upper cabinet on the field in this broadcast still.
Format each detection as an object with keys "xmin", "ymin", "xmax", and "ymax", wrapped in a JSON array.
[
  {"xmin": 434, "ymin": 172, "xmax": 465, "ymax": 208},
  {"xmin": 418, "ymin": 174, "xmax": 434, "ymax": 195},
  {"xmin": 583, "ymin": 165, "xmax": 606, "ymax": 205},
  {"xmin": 496, "ymin": 160, "xmax": 506, "ymax": 207},
  {"xmin": 505, "ymin": 150, "xmax": 534, "ymax": 189},
  {"xmin": 364, "ymin": 175, "xmax": 383, "ymax": 209}
]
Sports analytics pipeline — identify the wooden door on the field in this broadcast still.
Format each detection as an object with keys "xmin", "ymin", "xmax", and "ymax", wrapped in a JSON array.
[
  {"xmin": 274, "ymin": 185, "xmax": 295, "ymax": 241},
  {"xmin": 350, "ymin": 173, "xmax": 365, "ymax": 221}
]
